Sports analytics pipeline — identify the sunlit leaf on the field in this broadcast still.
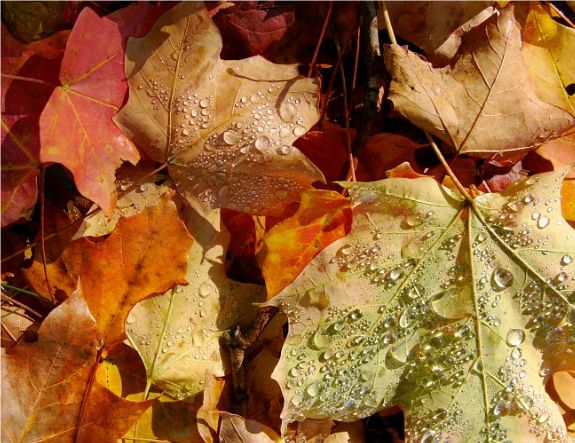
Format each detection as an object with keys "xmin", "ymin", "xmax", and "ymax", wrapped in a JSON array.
[
  {"xmin": 269, "ymin": 170, "xmax": 574, "ymax": 441},
  {"xmin": 115, "ymin": 2, "xmax": 324, "ymax": 216},
  {"xmin": 126, "ymin": 206, "xmax": 266, "ymax": 399},
  {"xmin": 384, "ymin": 7, "xmax": 575, "ymax": 160}
]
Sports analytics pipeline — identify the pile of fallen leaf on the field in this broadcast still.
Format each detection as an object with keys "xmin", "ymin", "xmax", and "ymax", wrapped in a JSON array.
[{"xmin": 2, "ymin": 1, "xmax": 575, "ymax": 442}]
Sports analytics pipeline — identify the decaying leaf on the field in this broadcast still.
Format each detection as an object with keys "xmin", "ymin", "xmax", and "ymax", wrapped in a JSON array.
[
  {"xmin": 382, "ymin": 1, "xmax": 495, "ymax": 65},
  {"xmin": 268, "ymin": 170, "xmax": 574, "ymax": 441},
  {"xmin": 385, "ymin": 7, "xmax": 574, "ymax": 159},
  {"xmin": 1, "ymin": 293, "xmax": 150, "ymax": 442},
  {"xmin": 114, "ymin": 2, "xmax": 324, "ymax": 216},
  {"xmin": 522, "ymin": 3, "xmax": 575, "ymax": 116},
  {"xmin": 259, "ymin": 189, "xmax": 352, "ymax": 299},
  {"xmin": 125, "ymin": 206, "xmax": 266, "ymax": 399}
]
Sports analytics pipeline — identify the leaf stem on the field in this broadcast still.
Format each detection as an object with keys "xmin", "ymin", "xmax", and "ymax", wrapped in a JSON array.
[
  {"xmin": 425, "ymin": 133, "xmax": 473, "ymax": 202},
  {"xmin": 40, "ymin": 166, "xmax": 54, "ymax": 302}
]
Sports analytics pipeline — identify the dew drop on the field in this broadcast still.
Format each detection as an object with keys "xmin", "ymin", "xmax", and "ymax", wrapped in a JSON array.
[
  {"xmin": 182, "ymin": 128, "xmax": 191, "ymax": 136},
  {"xmin": 277, "ymin": 145, "xmax": 292, "ymax": 155},
  {"xmin": 405, "ymin": 212, "xmax": 423, "ymax": 227},
  {"xmin": 493, "ymin": 268, "xmax": 513, "ymax": 290},
  {"xmin": 561, "ymin": 255, "xmax": 573, "ymax": 266},
  {"xmin": 524, "ymin": 194, "xmax": 534, "ymax": 204},
  {"xmin": 537, "ymin": 216, "xmax": 550, "ymax": 229},
  {"xmin": 198, "ymin": 282, "xmax": 212, "ymax": 298},
  {"xmin": 305, "ymin": 384, "xmax": 318, "ymax": 397},
  {"xmin": 222, "ymin": 130, "xmax": 239, "ymax": 145},
  {"xmin": 388, "ymin": 269, "xmax": 403, "ymax": 281},
  {"xmin": 293, "ymin": 126, "xmax": 306, "ymax": 137},
  {"xmin": 254, "ymin": 136, "xmax": 270, "ymax": 150},
  {"xmin": 506, "ymin": 328, "xmax": 526, "ymax": 346},
  {"xmin": 337, "ymin": 244, "xmax": 353, "ymax": 256}
]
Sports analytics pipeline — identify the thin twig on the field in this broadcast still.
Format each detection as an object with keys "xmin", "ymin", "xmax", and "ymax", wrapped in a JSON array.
[
  {"xmin": 319, "ymin": 39, "xmax": 351, "ymax": 122},
  {"xmin": 1, "ymin": 321, "xmax": 18, "ymax": 342},
  {"xmin": 380, "ymin": 1, "xmax": 397, "ymax": 44},
  {"xmin": 351, "ymin": 1, "xmax": 381, "ymax": 156},
  {"xmin": 1, "ymin": 284, "xmax": 44, "ymax": 300},
  {"xmin": 0, "ymin": 73, "xmax": 56, "ymax": 87},
  {"xmin": 1, "ymin": 293, "xmax": 44, "ymax": 320},
  {"xmin": 351, "ymin": 28, "xmax": 361, "ymax": 93},
  {"xmin": 308, "ymin": 1, "xmax": 334, "ymax": 78},
  {"xmin": 546, "ymin": 2, "xmax": 575, "ymax": 28},
  {"xmin": 335, "ymin": 39, "xmax": 357, "ymax": 182},
  {"xmin": 40, "ymin": 167, "xmax": 54, "ymax": 302}
]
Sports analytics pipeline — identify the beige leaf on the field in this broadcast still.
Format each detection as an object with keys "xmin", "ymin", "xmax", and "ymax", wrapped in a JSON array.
[
  {"xmin": 384, "ymin": 6, "xmax": 574, "ymax": 160},
  {"xmin": 383, "ymin": 1, "xmax": 495, "ymax": 65},
  {"xmin": 115, "ymin": 2, "xmax": 324, "ymax": 216}
]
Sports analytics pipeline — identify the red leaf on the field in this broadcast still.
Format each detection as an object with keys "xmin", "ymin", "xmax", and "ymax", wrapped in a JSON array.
[
  {"xmin": 39, "ymin": 7, "xmax": 140, "ymax": 213},
  {"xmin": 1, "ymin": 26, "xmax": 68, "ymax": 226}
]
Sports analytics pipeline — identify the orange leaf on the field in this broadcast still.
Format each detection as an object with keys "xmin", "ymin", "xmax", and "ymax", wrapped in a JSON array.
[
  {"xmin": 259, "ymin": 189, "xmax": 351, "ymax": 299},
  {"xmin": 68, "ymin": 194, "xmax": 193, "ymax": 345}
]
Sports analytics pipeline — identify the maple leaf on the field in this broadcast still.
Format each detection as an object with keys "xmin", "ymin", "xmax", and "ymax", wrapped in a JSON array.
[
  {"xmin": 259, "ymin": 189, "xmax": 352, "ymax": 299},
  {"xmin": 125, "ymin": 205, "xmax": 265, "ymax": 399},
  {"xmin": 1, "ymin": 26, "xmax": 68, "ymax": 226},
  {"xmin": 268, "ymin": 170, "xmax": 574, "ymax": 441},
  {"xmin": 383, "ymin": 1, "xmax": 495, "ymax": 65},
  {"xmin": 1, "ymin": 293, "xmax": 151, "ymax": 442},
  {"xmin": 384, "ymin": 6, "xmax": 575, "ymax": 160},
  {"xmin": 219, "ymin": 412, "xmax": 280, "ymax": 443},
  {"xmin": 114, "ymin": 2, "xmax": 324, "ymax": 216},
  {"xmin": 38, "ymin": 7, "xmax": 140, "ymax": 213},
  {"xmin": 23, "ymin": 193, "xmax": 192, "ymax": 345},
  {"xmin": 522, "ymin": 3, "xmax": 575, "ymax": 116}
]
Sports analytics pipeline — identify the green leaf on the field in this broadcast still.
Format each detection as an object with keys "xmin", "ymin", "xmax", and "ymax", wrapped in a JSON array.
[
  {"xmin": 126, "ymin": 207, "xmax": 266, "ymax": 400},
  {"xmin": 269, "ymin": 170, "xmax": 575, "ymax": 441}
]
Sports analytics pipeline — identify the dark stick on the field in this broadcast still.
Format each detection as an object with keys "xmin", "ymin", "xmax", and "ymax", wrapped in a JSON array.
[
  {"xmin": 351, "ymin": 1, "xmax": 381, "ymax": 156},
  {"xmin": 223, "ymin": 306, "xmax": 278, "ymax": 414}
]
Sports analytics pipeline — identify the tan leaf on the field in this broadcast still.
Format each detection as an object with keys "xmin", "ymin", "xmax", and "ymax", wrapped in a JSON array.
[
  {"xmin": 219, "ymin": 412, "xmax": 280, "ymax": 443},
  {"xmin": 382, "ymin": 1, "xmax": 495, "ymax": 65},
  {"xmin": 384, "ymin": 6, "xmax": 574, "ymax": 160},
  {"xmin": 115, "ymin": 2, "xmax": 324, "ymax": 216}
]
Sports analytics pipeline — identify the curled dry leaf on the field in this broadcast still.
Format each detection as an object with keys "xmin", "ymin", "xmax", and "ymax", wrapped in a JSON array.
[
  {"xmin": 268, "ymin": 170, "xmax": 574, "ymax": 441},
  {"xmin": 125, "ymin": 206, "xmax": 265, "ymax": 399},
  {"xmin": 522, "ymin": 3, "xmax": 575, "ymax": 116},
  {"xmin": 114, "ymin": 2, "xmax": 324, "ymax": 216},
  {"xmin": 385, "ymin": 7, "xmax": 575, "ymax": 160},
  {"xmin": 382, "ymin": 1, "xmax": 495, "ymax": 65},
  {"xmin": 1, "ymin": 293, "xmax": 151, "ymax": 443}
]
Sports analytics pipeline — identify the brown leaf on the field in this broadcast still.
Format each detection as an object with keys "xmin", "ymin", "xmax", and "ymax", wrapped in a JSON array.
[
  {"xmin": 115, "ymin": 2, "xmax": 324, "ymax": 216},
  {"xmin": 1, "ymin": 293, "xmax": 150, "ymax": 442},
  {"xmin": 383, "ymin": 2, "xmax": 495, "ymax": 65},
  {"xmin": 219, "ymin": 412, "xmax": 280, "ymax": 443},
  {"xmin": 384, "ymin": 6, "xmax": 575, "ymax": 160}
]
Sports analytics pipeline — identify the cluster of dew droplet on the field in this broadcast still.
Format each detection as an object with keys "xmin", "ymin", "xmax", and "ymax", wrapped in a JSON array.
[
  {"xmin": 408, "ymin": 406, "xmax": 465, "ymax": 443},
  {"xmin": 167, "ymin": 76, "xmax": 317, "ymax": 213},
  {"xmin": 492, "ymin": 335, "xmax": 567, "ymax": 442},
  {"xmin": 137, "ymin": 79, "xmax": 171, "ymax": 112}
]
